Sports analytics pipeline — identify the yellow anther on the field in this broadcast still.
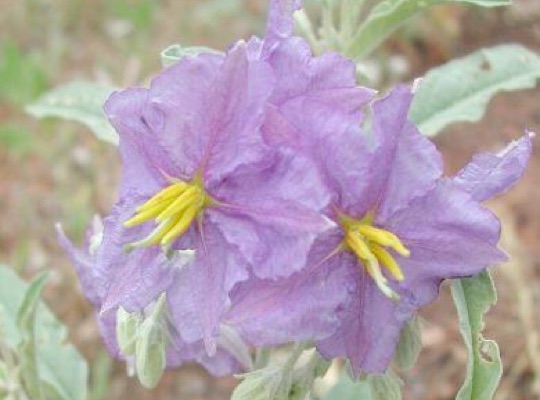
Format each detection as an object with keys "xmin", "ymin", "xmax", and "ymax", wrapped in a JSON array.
[
  {"xmin": 161, "ymin": 205, "xmax": 200, "ymax": 246},
  {"xmin": 124, "ymin": 201, "xmax": 171, "ymax": 228},
  {"xmin": 341, "ymin": 213, "xmax": 410, "ymax": 300},
  {"xmin": 357, "ymin": 224, "xmax": 394, "ymax": 245},
  {"xmin": 124, "ymin": 179, "xmax": 210, "ymax": 249},
  {"xmin": 388, "ymin": 239, "xmax": 410, "ymax": 258},
  {"xmin": 136, "ymin": 183, "xmax": 187, "ymax": 212},
  {"xmin": 125, "ymin": 214, "xmax": 183, "ymax": 249},
  {"xmin": 155, "ymin": 186, "xmax": 200, "ymax": 223},
  {"xmin": 371, "ymin": 244, "xmax": 405, "ymax": 281},
  {"xmin": 345, "ymin": 231, "xmax": 375, "ymax": 261},
  {"xmin": 357, "ymin": 225, "xmax": 410, "ymax": 257},
  {"xmin": 362, "ymin": 256, "xmax": 399, "ymax": 300}
]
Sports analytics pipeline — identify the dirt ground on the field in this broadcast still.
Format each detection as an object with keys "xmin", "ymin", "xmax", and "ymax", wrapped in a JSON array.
[{"xmin": 0, "ymin": 1, "xmax": 539, "ymax": 399}]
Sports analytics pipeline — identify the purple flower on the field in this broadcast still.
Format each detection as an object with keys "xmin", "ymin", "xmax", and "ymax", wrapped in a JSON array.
[
  {"xmin": 99, "ymin": 1, "xmax": 339, "ymax": 355},
  {"xmin": 58, "ymin": 0, "xmax": 376, "ymax": 375},
  {"xmin": 98, "ymin": 0, "xmax": 377, "ymax": 355},
  {"xmin": 226, "ymin": 85, "xmax": 532, "ymax": 375}
]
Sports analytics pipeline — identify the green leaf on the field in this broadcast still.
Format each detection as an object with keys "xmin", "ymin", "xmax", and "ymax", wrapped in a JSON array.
[
  {"xmin": 38, "ymin": 329, "xmax": 88, "ymax": 400},
  {"xmin": 323, "ymin": 370, "xmax": 402, "ymax": 400},
  {"xmin": 0, "ymin": 266, "xmax": 27, "ymax": 348},
  {"xmin": 231, "ymin": 366, "xmax": 287, "ymax": 400},
  {"xmin": 0, "ymin": 265, "xmax": 88, "ymax": 400},
  {"xmin": 26, "ymin": 81, "xmax": 118, "ymax": 144},
  {"xmin": 345, "ymin": 0, "xmax": 510, "ymax": 59},
  {"xmin": 160, "ymin": 44, "xmax": 222, "ymax": 67},
  {"xmin": 410, "ymin": 44, "xmax": 540, "ymax": 136},
  {"xmin": 17, "ymin": 273, "xmax": 49, "ymax": 332},
  {"xmin": 87, "ymin": 351, "xmax": 113, "ymax": 400},
  {"xmin": 16, "ymin": 272, "xmax": 49, "ymax": 400},
  {"xmin": 394, "ymin": 315, "xmax": 422, "ymax": 371},
  {"xmin": 451, "ymin": 271, "xmax": 502, "ymax": 400}
]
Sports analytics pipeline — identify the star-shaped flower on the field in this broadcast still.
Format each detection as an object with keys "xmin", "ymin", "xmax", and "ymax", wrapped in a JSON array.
[{"xmin": 226, "ymin": 85, "xmax": 532, "ymax": 375}]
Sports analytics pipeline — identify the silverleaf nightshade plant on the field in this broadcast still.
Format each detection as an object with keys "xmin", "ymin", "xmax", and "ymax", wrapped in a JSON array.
[
  {"xmin": 57, "ymin": 0, "xmax": 373, "ymax": 386},
  {"xmin": 55, "ymin": 0, "xmax": 534, "ymax": 391}
]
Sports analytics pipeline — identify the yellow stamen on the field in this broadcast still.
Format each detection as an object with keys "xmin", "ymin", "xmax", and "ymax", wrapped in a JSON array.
[
  {"xmin": 161, "ymin": 205, "xmax": 200, "ymax": 246},
  {"xmin": 136, "ymin": 183, "xmax": 187, "ymax": 212},
  {"xmin": 125, "ymin": 214, "xmax": 183, "ymax": 250},
  {"xmin": 357, "ymin": 225, "xmax": 410, "ymax": 257},
  {"xmin": 371, "ymin": 244, "xmax": 405, "ymax": 281},
  {"xmin": 124, "ymin": 201, "xmax": 171, "ymax": 228},
  {"xmin": 345, "ymin": 231, "xmax": 399, "ymax": 299},
  {"xmin": 345, "ymin": 231, "xmax": 375, "ymax": 261},
  {"xmin": 340, "ymin": 212, "xmax": 411, "ymax": 299},
  {"xmin": 362, "ymin": 256, "xmax": 399, "ymax": 300},
  {"xmin": 155, "ymin": 187, "xmax": 200, "ymax": 223},
  {"xmin": 123, "ymin": 178, "xmax": 210, "ymax": 249}
]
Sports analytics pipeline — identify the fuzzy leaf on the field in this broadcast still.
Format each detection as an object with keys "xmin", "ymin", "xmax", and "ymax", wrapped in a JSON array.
[
  {"xmin": 0, "ymin": 266, "xmax": 26, "ymax": 347},
  {"xmin": 410, "ymin": 44, "xmax": 540, "ymax": 136},
  {"xmin": 26, "ymin": 81, "xmax": 117, "ymax": 144},
  {"xmin": 451, "ymin": 271, "xmax": 502, "ymax": 400},
  {"xmin": 17, "ymin": 272, "xmax": 48, "ymax": 400},
  {"xmin": 0, "ymin": 265, "xmax": 88, "ymax": 400},
  {"xmin": 394, "ymin": 315, "xmax": 422, "ymax": 371},
  {"xmin": 345, "ymin": 0, "xmax": 510, "ymax": 59}
]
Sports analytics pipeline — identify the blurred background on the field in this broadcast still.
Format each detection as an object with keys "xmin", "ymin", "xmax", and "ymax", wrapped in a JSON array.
[{"xmin": 0, "ymin": 0, "xmax": 539, "ymax": 399}]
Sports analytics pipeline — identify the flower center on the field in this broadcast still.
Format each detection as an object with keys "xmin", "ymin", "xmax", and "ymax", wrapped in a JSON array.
[
  {"xmin": 123, "ymin": 179, "xmax": 211, "ymax": 249},
  {"xmin": 340, "ymin": 214, "xmax": 410, "ymax": 300}
]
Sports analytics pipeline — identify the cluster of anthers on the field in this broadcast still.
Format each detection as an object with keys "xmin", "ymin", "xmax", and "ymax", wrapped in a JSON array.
[
  {"xmin": 340, "ymin": 214, "xmax": 410, "ymax": 299},
  {"xmin": 124, "ymin": 178, "xmax": 212, "ymax": 249}
]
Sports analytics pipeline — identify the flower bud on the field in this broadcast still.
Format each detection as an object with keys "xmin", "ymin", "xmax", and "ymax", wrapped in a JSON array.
[
  {"xmin": 134, "ymin": 319, "xmax": 167, "ymax": 389},
  {"xmin": 134, "ymin": 293, "xmax": 169, "ymax": 389},
  {"xmin": 116, "ymin": 307, "xmax": 143, "ymax": 357}
]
